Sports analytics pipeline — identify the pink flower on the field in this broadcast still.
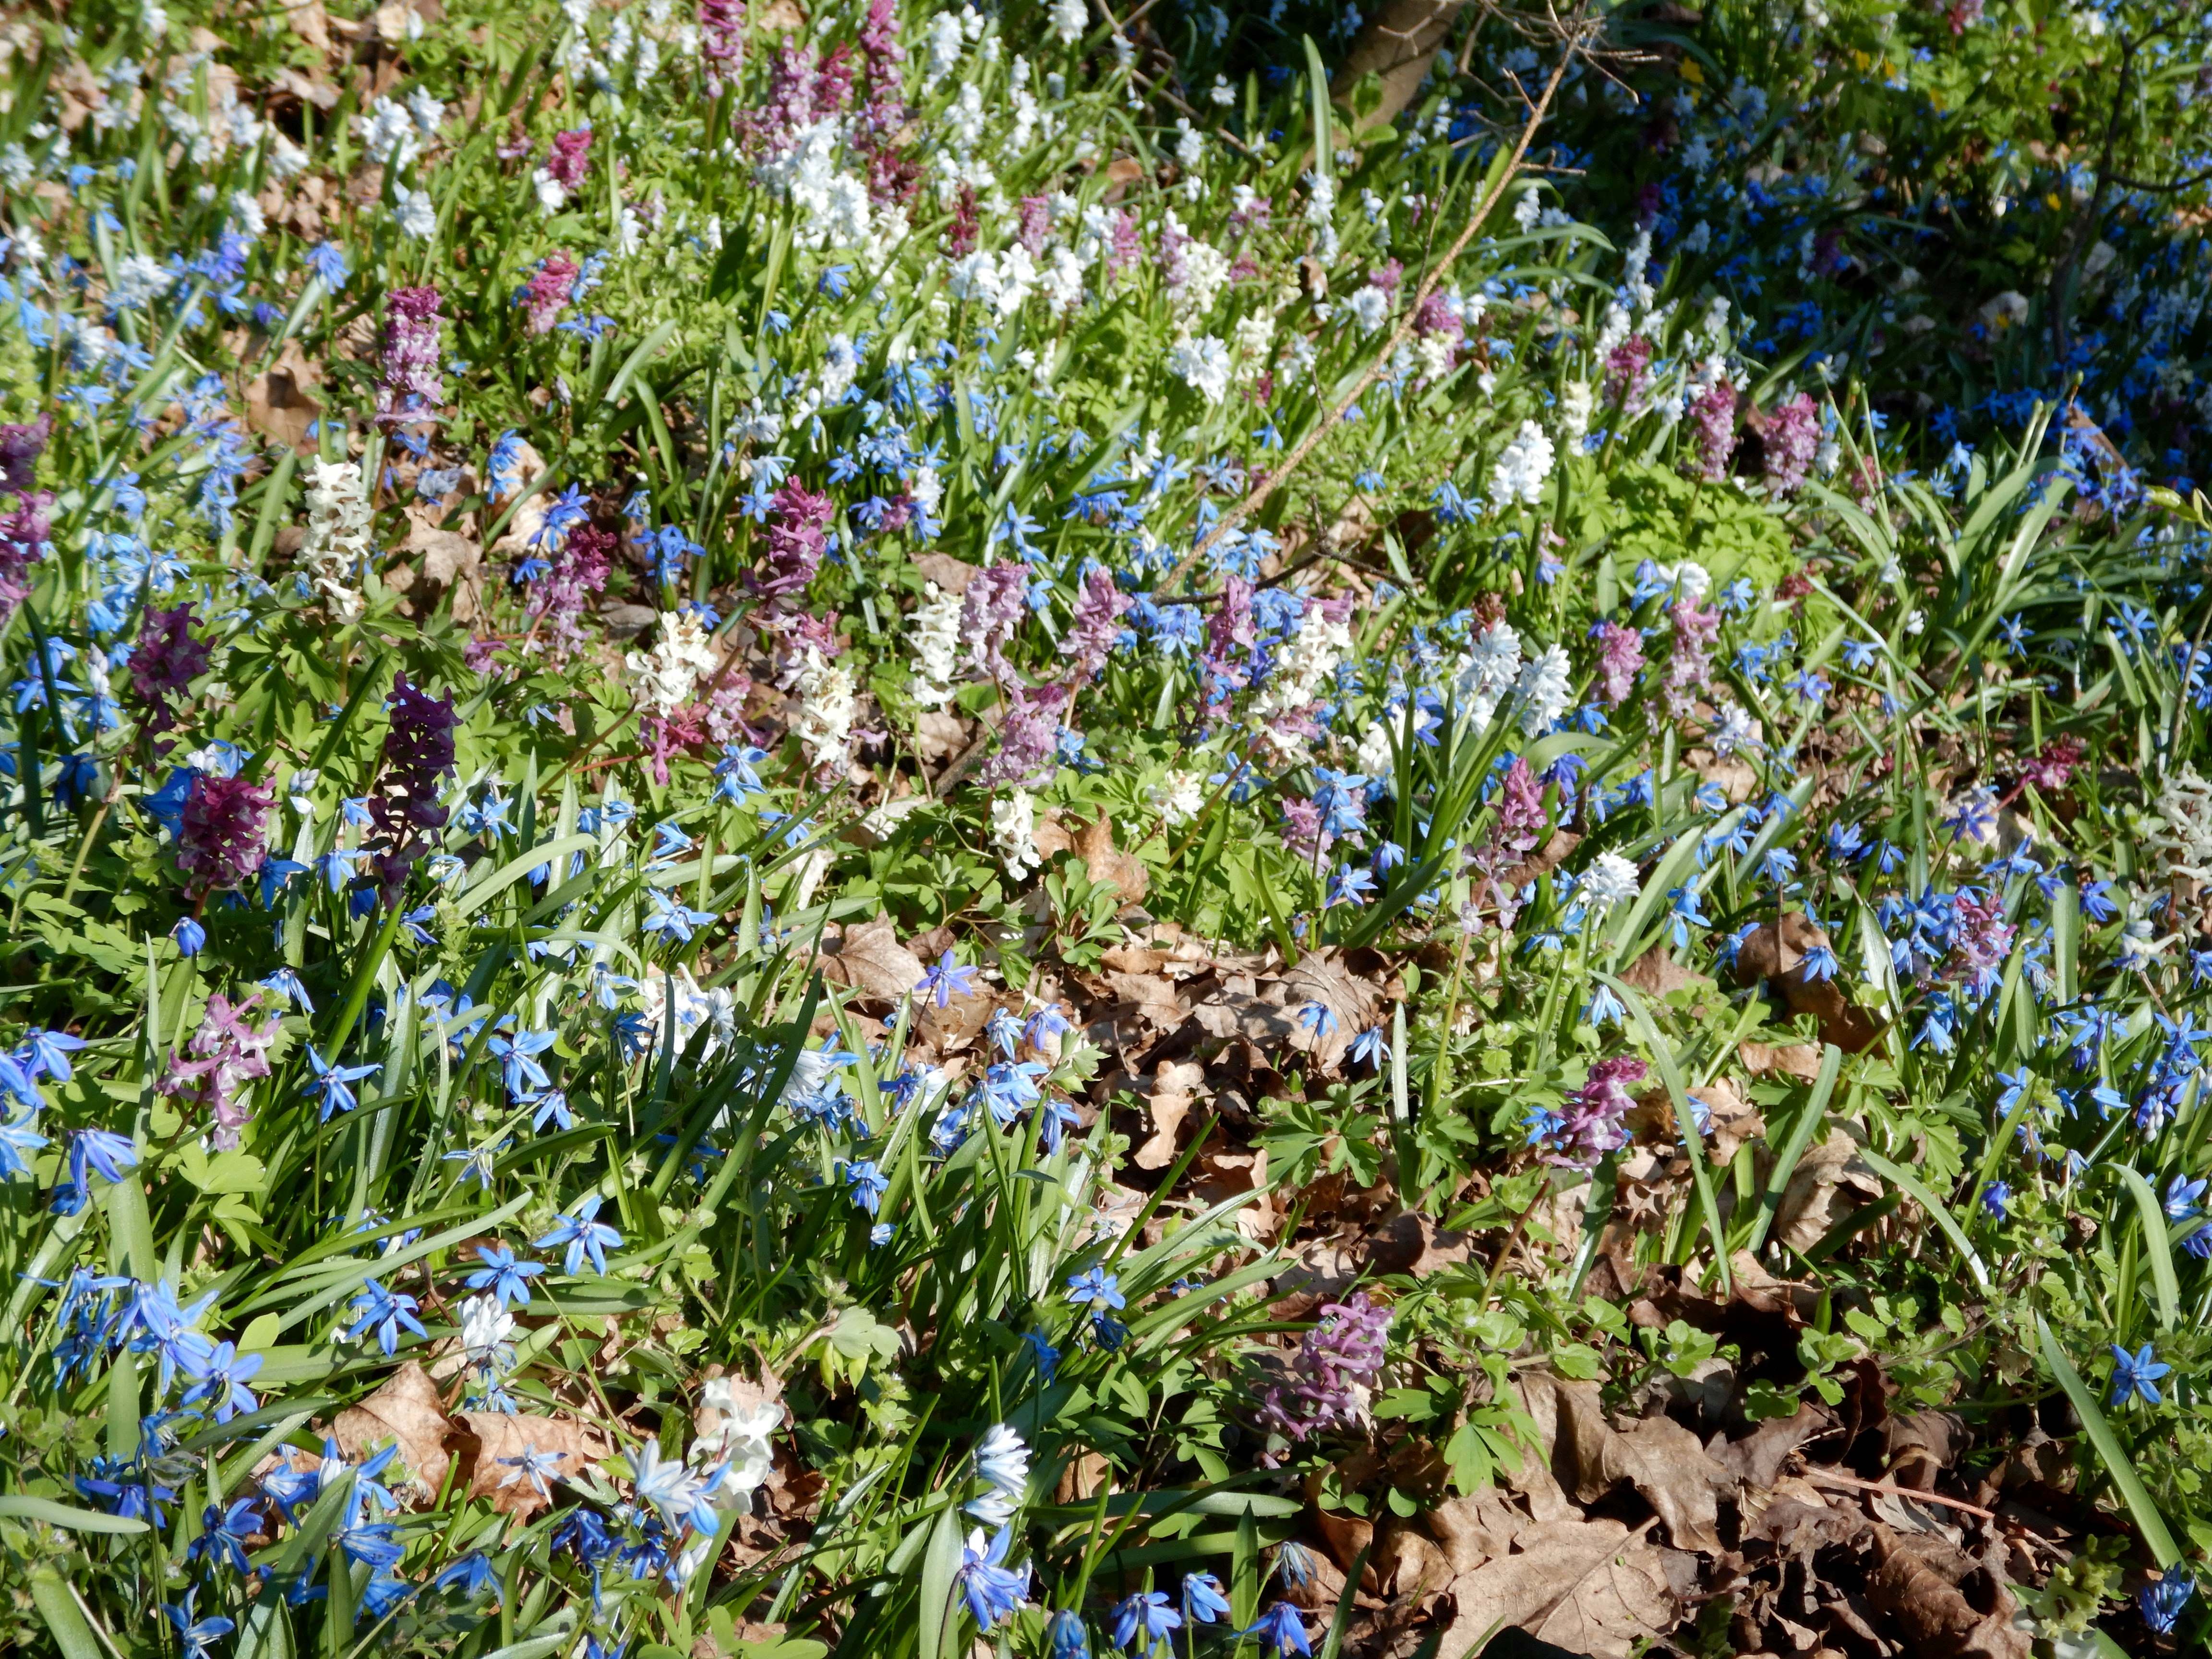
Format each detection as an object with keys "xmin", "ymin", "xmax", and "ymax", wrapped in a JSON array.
[
  {"xmin": 1603, "ymin": 335, "xmax": 1653, "ymax": 412},
  {"xmin": 1662, "ymin": 599, "xmax": 1720, "ymax": 719},
  {"xmin": 1592, "ymin": 620, "xmax": 1644, "ymax": 707},
  {"xmin": 523, "ymin": 253, "xmax": 578, "ymax": 335},
  {"xmin": 377, "ymin": 286, "xmax": 445, "ymax": 427},
  {"xmin": 0, "ymin": 413, "xmax": 51, "ymax": 494},
  {"xmin": 544, "ymin": 127, "xmax": 592, "ymax": 191},
  {"xmin": 0, "ymin": 488, "xmax": 53, "ymax": 625},
  {"xmin": 363, "ymin": 673, "xmax": 458, "ymax": 907},
  {"xmin": 980, "ymin": 683, "xmax": 1066, "ymax": 788}
]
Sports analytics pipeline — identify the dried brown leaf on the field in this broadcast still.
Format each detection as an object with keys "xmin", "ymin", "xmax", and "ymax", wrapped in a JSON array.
[
  {"xmin": 1868, "ymin": 1527, "xmax": 2032, "ymax": 1659},
  {"xmin": 1135, "ymin": 1060, "xmax": 1204, "ymax": 1170},
  {"xmin": 1073, "ymin": 813, "xmax": 1149, "ymax": 902},
  {"xmin": 910, "ymin": 552, "xmax": 978, "ymax": 594},
  {"xmin": 1523, "ymin": 1373, "xmax": 1733, "ymax": 1553},
  {"xmin": 1772, "ymin": 1130, "xmax": 1883, "ymax": 1254},
  {"xmin": 823, "ymin": 916, "xmax": 926, "ymax": 1002},
  {"xmin": 454, "ymin": 1410, "xmax": 609, "ymax": 1519},
  {"xmin": 244, "ymin": 343, "xmax": 323, "ymax": 453},
  {"xmin": 1435, "ymin": 1518, "xmax": 1672, "ymax": 1659},
  {"xmin": 1739, "ymin": 1038, "xmax": 1825, "ymax": 1082},
  {"xmin": 331, "ymin": 1361, "xmax": 452, "ymax": 1506}
]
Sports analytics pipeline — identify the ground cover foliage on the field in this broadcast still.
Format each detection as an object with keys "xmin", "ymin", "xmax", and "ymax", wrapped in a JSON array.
[{"xmin": 2, "ymin": 0, "xmax": 2212, "ymax": 1654}]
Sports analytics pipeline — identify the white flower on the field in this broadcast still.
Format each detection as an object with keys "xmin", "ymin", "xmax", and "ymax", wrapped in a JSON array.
[
  {"xmin": 228, "ymin": 189, "xmax": 265, "ymax": 236},
  {"xmin": 1707, "ymin": 701, "xmax": 1759, "ymax": 757},
  {"xmin": 1039, "ymin": 245, "xmax": 1085, "ymax": 316},
  {"xmin": 108, "ymin": 252, "xmax": 172, "ymax": 312},
  {"xmin": 1580, "ymin": 852, "xmax": 1641, "ymax": 915},
  {"xmin": 355, "ymin": 94, "xmax": 421, "ymax": 167},
  {"xmin": 1167, "ymin": 334, "xmax": 1232, "ymax": 405},
  {"xmin": 459, "ymin": 1294, "xmax": 517, "ymax": 1374},
  {"xmin": 636, "ymin": 965, "xmax": 737, "ymax": 1063},
  {"xmin": 991, "ymin": 790, "xmax": 1042, "ymax": 878},
  {"xmin": 909, "ymin": 583, "xmax": 965, "ymax": 707},
  {"xmin": 534, "ymin": 168, "xmax": 568, "ymax": 212},
  {"xmin": 1515, "ymin": 644, "xmax": 1572, "ymax": 735},
  {"xmin": 1561, "ymin": 380, "xmax": 1593, "ymax": 440},
  {"xmin": 1513, "ymin": 184, "xmax": 1542, "ymax": 231},
  {"xmin": 300, "ymin": 457, "xmax": 371, "ymax": 621},
  {"xmin": 1174, "ymin": 118, "xmax": 1204, "ymax": 168},
  {"xmin": 793, "ymin": 646, "xmax": 857, "ymax": 773},
  {"xmin": 696, "ymin": 1385, "xmax": 782, "ymax": 1498},
  {"xmin": 1049, "ymin": 0, "xmax": 1086, "ymax": 42},
  {"xmin": 1346, "ymin": 283, "xmax": 1390, "ymax": 334},
  {"xmin": 1151, "ymin": 769, "xmax": 1208, "ymax": 826},
  {"xmin": 625, "ymin": 609, "xmax": 720, "ymax": 717},
  {"xmin": 974, "ymin": 1424, "xmax": 1031, "ymax": 1495},
  {"xmin": 1168, "ymin": 235, "xmax": 1230, "ymax": 322},
  {"xmin": 1456, "ymin": 621, "xmax": 1522, "ymax": 731},
  {"xmin": 1490, "ymin": 420, "xmax": 1555, "ymax": 507},
  {"xmin": 393, "ymin": 183, "xmax": 438, "ymax": 240}
]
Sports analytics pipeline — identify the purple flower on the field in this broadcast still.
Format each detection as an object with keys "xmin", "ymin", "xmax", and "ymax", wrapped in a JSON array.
[
  {"xmin": 753, "ymin": 480, "xmax": 835, "ymax": 603},
  {"xmin": 1687, "ymin": 379, "xmax": 1738, "ymax": 481},
  {"xmin": 377, "ymin": 286, "xmax": 445, "ymax": 427},
  {"xmin": 980, "ymin": 683, "xmax": 1066, "ymax": 788},
  {"xmin": 1061, "ymin": 566, "xmax": 1133, "ymax": 682},
  {"xmin": 178, "ymin": 772, "xmax": 274, "ymax": 897},
  {"xmin": 1761, "ymin": 392, "xmax": 1821, "ymax": 495},
  {"xmin": 959, "ymin": 562, "xmax": 1028, "ymax": 681},
  {"xmin": 156, "ymin": 991, "xmax": 279, "ymax": 1149},
  {"xmin": 1662, "ymin": 599, "xmax": 1720, "ymax": 719},
  {"xmin": 131, "ymin": 603, "xmax": 211, "ymax": 730},
  {"xmin": 1544, "ymin": 1055, "xmax": 1647, "ymax": 1168},
  {"xmin": 361, "ymin": 673, "xmax": 458, "ymax": 907},
  {"xmin": 0, "ymin": 413, "xmax": 50, "ymax": 493},
  {"xmin": 1256, "ymin": 1290, "xmax": 1389, "ymax": 1447},
  {"xmin": 0, "ymin": 488, "xmax": 54, "ymax": 625}
]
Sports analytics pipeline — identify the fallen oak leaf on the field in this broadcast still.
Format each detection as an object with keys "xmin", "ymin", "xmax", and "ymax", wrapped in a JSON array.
[
  {"xmin": 1135, "ymin": 1060, "xmax": 1204, "ymax": 1171},
  {"xmin": 821, "ymin": 915, "xmax": 926, "ymax": 1002}
]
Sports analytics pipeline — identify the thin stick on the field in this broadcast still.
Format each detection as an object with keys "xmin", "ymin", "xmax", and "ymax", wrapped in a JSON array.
[
  {"xmin": 1152, "ymin": 30, "xmax": 1588, "ymax": 598},
  {"xmin": 1799, "ymin": 1468, "xmax": 1997, "ymax": 1521}
]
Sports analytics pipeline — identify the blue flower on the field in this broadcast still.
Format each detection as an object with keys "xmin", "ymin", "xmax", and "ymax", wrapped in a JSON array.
[
  {"xmin": 1980, "ymin": 1181, "xmax": 2010, "ymax": 1221},
  {"xmin": 1023, "ymin": 1330, "xmax": 1061, "ymax": 1382},
  {"xmin": 172, "ymin": 916, "xmax": 206, "ymax": 955},
  {"xmin": 1348, "ymin": 1026, "xmax": 1389, "ymax": 1069},
  {"xmin": 1065, "ymin": 1266, "xmax": 1124, "ymax": 1309},
  {"xmin": 1245, "ymin": 1601, "xmax": 1311, "ymax": 1655},
  {"xmin": 487, "ymin": 1028, "xmax": 558, "ymax": 1101},
  {"xmin": 1184, "ymin": 1572, "xmax": 1232, "ymax": 1624},
  {"xmin": 534, "ymin": 1194, "xmax": 623, "ymax": 1275},
  {"xmin": 19, "ymin": 1028, "xmax": 87, "ymax": 1082},
  {"xmin": 163, "ymin": 1592, "xmax": 236, "ymax": 1659},
  {"xmin": 1111, "ymin": 1590, "xmax": 1180, "ymax": 1650},
  {"xmin": 921, "ymin": 949, "xmax": 980, "ymax": 1008},
  {"xmin": 842, "ymin": 1159, "xmax": 890, "ymax": 1214},
  {"xmin": 956, "ymin": 1527, "xmax": 1030, "ymax": 1629},
  {"xmin": 465, "ymin": 1244, "xmax": 547, "ymax": 1308},
  {"xmin": 644, "ymin": 890, "xmax": 719, "ymax": 944},
  {"xmin": 2140, "ymin": 1573, "xmax": 2195, "ymax": 1635},
  {"xmin": 303, "ymin": 1046, "xmax": 379, "ymax": 1121},
  {"xmin": 188, "ymin": 1497, "xmax": 264, "ymax": 1574},
  {"xmin": 2165, "ymin": 1173, "xmax": 2207, "ymax": 1221},
  {"xmin": 434, "ymin": 1551, "xmax": 497, "ymax": 1599},
  {"xmin": 346, "ymin": 1280, "xmax": 427, "ymax": 1355},
  {"xmin": 2109, "ymin": 1342, "xmax": 2171, "ymax": 1408},
  {"xmin": 1048, "ymin": 1609, "xmax": 1091, "ymax": 1658}
]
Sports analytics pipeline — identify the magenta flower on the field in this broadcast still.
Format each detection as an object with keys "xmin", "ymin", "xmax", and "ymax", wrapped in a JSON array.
[
  {"xmin": 698, "ymin": 0, "xmax": 745, "ymax": 92},
  {"xmin": 979, "ymin": 683, "xmax": 1066, "ymax": 789},
  {"xmin": 958, "ymin": 563, "xmax": 1028, "ymax": 682},
  {"xmin": 1549, "ymin": 1055, "xmax": 1648, "ymax": 1166},
  {"xmin": 0, "ymin": 488, "xmax": 53, "ymax": 625},
  {"xmin": 178, "ymin": 773, "xmax": 275, "ymax": 898},
  {"xmin": 522, "ymin": 253, "xmax": 578, "ymax": 335},
  {"xmin": 0, "ymin": 413, "xmax": 50, "ymax": 494},
  {"xmin": 543, "ymin": 127, "xmax": 592, "ymax": 192},
  {"xmin": 1661, "ymin": 599, "xmax": 1721, "ymax": 719},
  {"xmin": 156, "ymin": 991, "xmax": 279, "ymax": 1149},
  {"xmin": 754, "ymin": 481, "xmax": 835, "ymax": 603},
  {"xmin": 1603, "ymin": 335, "xmax": 1654, "ymax": 411}
]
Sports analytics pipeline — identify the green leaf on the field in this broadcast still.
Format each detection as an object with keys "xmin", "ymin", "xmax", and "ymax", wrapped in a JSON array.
[
  {"xmin": 917, "ymin": 1501, "xmax": 965, "ymax": 1659},
  {"xmin": 2036, "ymin": 1316, "xmax": 2180, "ymax": 1568},
  {"xmin": 1855, "ymin": 1148, "xmax": 1989, "ymax": 1291},
  {"xmin": 0, "ymin": 1493, "xmax": 151, "ymax": 1535},
  {"xmin": 2114, "ymin": 1166, "xmax": 2179, "ymax": 1333}
]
